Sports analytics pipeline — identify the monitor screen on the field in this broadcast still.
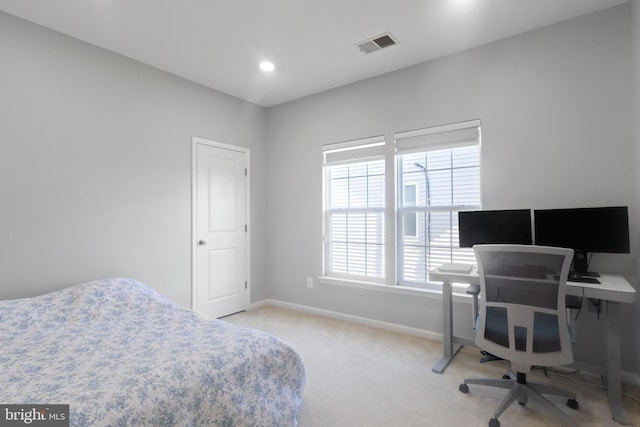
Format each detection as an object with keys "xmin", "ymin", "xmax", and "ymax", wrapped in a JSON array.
[
  {"xmin": 458, "ymin": 209, "xmax": 533, "ymax": 248},
  {"xmin": 533, "ymin": 206, "xmax": 630, "ymax": 254}
]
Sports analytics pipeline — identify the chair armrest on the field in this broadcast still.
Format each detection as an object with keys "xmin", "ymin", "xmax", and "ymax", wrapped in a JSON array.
[
  {"xmin": 466, "ymin": 284, "xmax": 480, "ymax": 329},
  {"xmin": 466, "ymin": 284, "xmax": 480, "ymax": 296}
]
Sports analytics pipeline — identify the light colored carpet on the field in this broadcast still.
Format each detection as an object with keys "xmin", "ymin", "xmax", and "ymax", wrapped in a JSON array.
[{"xmin": 224, "ymin": 306, "xmax": 640, "ymax": 427}]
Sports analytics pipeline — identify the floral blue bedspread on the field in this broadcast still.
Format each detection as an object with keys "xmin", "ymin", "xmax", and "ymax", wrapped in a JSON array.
[{"xmin": 0, "ymin": 278, "xmax": 305, "ymax": 426}]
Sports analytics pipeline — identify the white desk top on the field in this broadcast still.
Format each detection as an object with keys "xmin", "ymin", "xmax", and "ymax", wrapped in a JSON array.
[{"xmin": 430, "ymin": 266, "xmax": 636, "ymax": 304}]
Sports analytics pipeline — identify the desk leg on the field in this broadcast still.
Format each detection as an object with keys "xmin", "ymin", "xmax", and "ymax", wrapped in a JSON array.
[
  {"xmin": 432, "ymin": 280, "xmax": 462, "ymax": 373},
  {"xmin": 605, "ymin": 301, "xmax": 631, "ymax": 425}
]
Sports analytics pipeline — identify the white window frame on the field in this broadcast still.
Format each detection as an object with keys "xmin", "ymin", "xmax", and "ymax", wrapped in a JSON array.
[
  {"xmin": 395, "ymin": 120, "xmax": 482, "ymax": 289},
  {"xmin": 322, "ymin": 136, "xmax": 387, "ymax": 283}
]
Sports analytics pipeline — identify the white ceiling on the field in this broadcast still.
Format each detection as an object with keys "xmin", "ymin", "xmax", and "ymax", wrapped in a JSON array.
[{"xmin": 0, "ymin": 0, "xmax": 629, "ymax": 107}]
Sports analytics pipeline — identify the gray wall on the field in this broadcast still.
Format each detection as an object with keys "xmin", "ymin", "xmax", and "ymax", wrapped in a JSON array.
[
  {"xmin": 266, "ymin": 4, "xmax": 637, "ymax": 371},
  {"xmin": 0, "ymin": 11, "xmax": 269, "ymax": 306},
  {"xmin": 632, "ymin": 0, "xmax": 640, "ymax": 379}
]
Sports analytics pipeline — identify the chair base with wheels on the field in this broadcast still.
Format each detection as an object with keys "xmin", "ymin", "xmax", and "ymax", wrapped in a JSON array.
[{"xmin": 459, "ymin": 371, "xmax": 578, "ymax": 427}]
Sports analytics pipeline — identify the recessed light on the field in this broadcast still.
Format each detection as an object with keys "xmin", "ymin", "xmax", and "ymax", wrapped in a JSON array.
[{"xmin": 259, "ymin": 62, "xmax": 275, "ymax": 72}]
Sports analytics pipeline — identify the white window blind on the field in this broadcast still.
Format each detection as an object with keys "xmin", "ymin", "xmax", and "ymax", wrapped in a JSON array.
[
  {"xmin": 323, "ymin": 137, "xmax": 386, "ymax": 281},
  {"xmin": 396, "ymin": 120, "xmax": 481, "ymax": 285}
]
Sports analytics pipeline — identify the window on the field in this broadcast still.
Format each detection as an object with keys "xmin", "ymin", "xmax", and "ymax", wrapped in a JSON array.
[
  {"xmin": 323, "ymin": 137, "xmax": 386, "ymax": 281},
  {"xmin": 396, "ymin": 121, "xmax": 481, "ymax": 285},
  {"xmin": 322, "ymin": 120, "xmax": 481, "ymax": 288}
]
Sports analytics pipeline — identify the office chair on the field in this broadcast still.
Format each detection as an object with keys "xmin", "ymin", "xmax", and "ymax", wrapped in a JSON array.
[{"xmin": 459, "ymin": 245, "xmax": 579, "ymax": 427}]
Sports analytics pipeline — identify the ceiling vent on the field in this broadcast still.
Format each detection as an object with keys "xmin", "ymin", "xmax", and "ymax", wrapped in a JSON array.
[{"xmin": 355, "ymin": 32, "xmax": 398, "ymax": 54}]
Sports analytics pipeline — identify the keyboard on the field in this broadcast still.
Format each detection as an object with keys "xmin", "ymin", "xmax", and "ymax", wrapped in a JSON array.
[
  {"xmin": 568, "ymin": 276, "xmax": 600, "ymax": 284},
  {"xmin": 555, "ymin": 274, "xmax": 601, "ymax": 284}
]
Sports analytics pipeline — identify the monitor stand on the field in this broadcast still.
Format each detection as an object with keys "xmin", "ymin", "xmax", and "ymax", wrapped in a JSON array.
[{"xmin": 572, "ymin": 251, "xmax": 600, "ymax": 278}]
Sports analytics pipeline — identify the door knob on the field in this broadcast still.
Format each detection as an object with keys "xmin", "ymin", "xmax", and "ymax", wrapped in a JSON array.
[{"xmin": 198, "ymin": 240, "xmax": 207, "ymax": 246}]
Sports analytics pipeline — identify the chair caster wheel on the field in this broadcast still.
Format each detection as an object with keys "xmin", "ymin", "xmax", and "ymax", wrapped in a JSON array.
[
  {"xmin": 489, "ymin": 418, "xmax": 500, "ymax": 427},
  {"xmin": 567, "ymin": 398, "xmax": 579, "ymax": 410},
  {"xmin": 459, "ymin": 383, "xmax": 469, "ymax": 393}
]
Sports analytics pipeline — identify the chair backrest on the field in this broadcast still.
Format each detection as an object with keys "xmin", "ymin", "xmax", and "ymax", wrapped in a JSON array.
[{"xmin": 474, "ymin": 244, "xmax": 574, "ymax": 373}]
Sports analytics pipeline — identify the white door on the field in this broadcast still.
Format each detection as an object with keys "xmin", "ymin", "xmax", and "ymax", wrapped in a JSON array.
[{"xmin": 194, "ymin": 139, "xmax": 249, "ymax": 318}]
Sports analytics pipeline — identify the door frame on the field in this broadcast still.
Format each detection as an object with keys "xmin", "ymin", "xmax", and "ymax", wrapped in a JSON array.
[{"xmin": 191, "ymin": 136, "xmax": 251, "ymax": 313}]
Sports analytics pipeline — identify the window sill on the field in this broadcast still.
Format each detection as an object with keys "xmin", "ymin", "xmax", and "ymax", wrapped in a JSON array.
[{"xmin": 318, "ymin": 276, "xmax": 474, "ymax": 302}]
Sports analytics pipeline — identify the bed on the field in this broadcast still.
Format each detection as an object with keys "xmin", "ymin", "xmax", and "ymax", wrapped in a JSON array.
[{"xmin": 0, "ymin": 278, "xmax": 305, "ymax": 426}]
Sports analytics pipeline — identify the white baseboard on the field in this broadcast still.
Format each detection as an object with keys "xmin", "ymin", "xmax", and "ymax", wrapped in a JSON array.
[
  {"xmin": 249, "ymin": 299, "xmax": 640, "ymax": 387},
  {"xmin": 250, "ymin": 298, "xmax": 443, "ymax": 342}
]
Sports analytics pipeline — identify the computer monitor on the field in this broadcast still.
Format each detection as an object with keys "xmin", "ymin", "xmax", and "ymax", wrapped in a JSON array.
[
  {"xmin": 458, "ymin": 209, "xmax": 533, "ymax": 248},
  {"xmin": 533, "ymin": 206, "xmax": 630, "ymax": 276}
]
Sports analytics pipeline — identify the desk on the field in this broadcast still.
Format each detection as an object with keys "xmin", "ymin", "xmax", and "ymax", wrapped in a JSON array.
[{"xmin": 429, "ymin": 267, "xmax": 636, "ymax": 426}]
